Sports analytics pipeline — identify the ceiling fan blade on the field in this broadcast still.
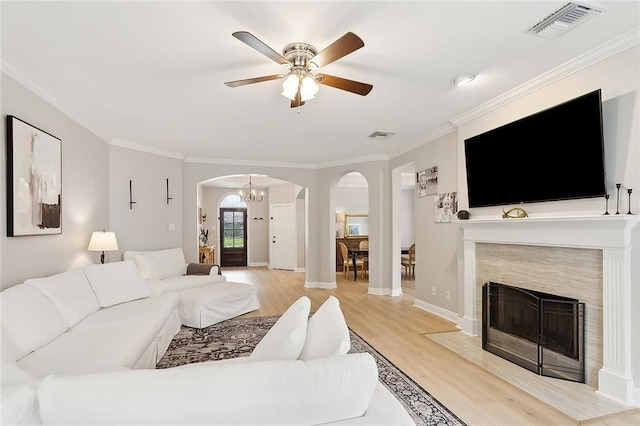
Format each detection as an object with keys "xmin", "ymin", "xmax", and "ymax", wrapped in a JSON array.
[
  {"xmin": 316, "ymin": 74, "xmax": 373, "ymax": 96},
  {"xmin": 232, "ymin": 31, "xmax": 290, "ymax": 66},
  {"xmin": 224, "ymin": 74, "xmax": 284, "ymax": 87},
  {"xmin": 310, "ymin": 32, "xmax": 365, "ymax": 68},
  {"xmin": 290, "ymin": 89, "xmax": 305, "ymax": 108}
]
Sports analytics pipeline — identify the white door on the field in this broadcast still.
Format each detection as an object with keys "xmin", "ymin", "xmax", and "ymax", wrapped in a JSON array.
[{"xmin": 270, "ymin": 204, "xmax": 295, "ymax": 270}]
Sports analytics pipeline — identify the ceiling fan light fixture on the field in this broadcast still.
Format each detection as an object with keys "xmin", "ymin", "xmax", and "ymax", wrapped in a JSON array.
[
  {"xmin": 281, "ymin": 73, "xmax": 299, "ymax": 100},
  {"xmin": 300, "ymin": 75, "xmax": 319, "ymax": 101}
]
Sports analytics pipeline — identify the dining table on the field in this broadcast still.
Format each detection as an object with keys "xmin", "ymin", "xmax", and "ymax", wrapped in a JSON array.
[{"xmin": 348, "ymin": 247, "xmax": 410, "ymax": 281}]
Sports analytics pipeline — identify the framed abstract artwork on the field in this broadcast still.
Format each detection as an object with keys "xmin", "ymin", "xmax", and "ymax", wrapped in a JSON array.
[{"xmin": 6, "ymin": 115, "xmax": 62, "ymax": 236}]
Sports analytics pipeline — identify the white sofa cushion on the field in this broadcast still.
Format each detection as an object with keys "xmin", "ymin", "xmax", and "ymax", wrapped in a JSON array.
[
  {"xmin": 160, "ymin": 274, "xmax": 226, "ymax": 293},
  {"xmin": 72, "ymin": 293, "xmax": 180, "ymax": 331},
  {"xmin": 17, "ymin": 321, "xmax": 160, "ymax": 377},
  {"xmin": 25, "ymin": 268, "xmax": 99, "ymax": 327},
  {"xmin": 0, "ymin": 284, "xmax": 69, "ymax": 359},
  {"xmin": 249, "ymin": 296, "xmax": 310, "ymax": 362},
  {"xmin": 124, "ymin": 248, "xmax": 187, "ymax": 279},
  {"xmin": 299, "ymin": 295, "xmax": 351, "ymax": 361},
  {"xmin": 132, "ymin": 254, "xmax": 161, "ymax": 280},
  {"xmin": 153, "ymin": 248, "xmax": 187, "ymax": 278},
  {"xmin": 37, "ymin": 353, "xmax": 379, "ymax": 425},
  {"xmin": 83, "ymin": 261, "xmax": 151, "ymax": 308}
]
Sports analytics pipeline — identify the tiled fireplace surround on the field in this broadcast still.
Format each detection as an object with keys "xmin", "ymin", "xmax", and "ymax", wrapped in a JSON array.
[{"xmin": 456, "ymin": 215, "xmax": 640, "ymax": 406}]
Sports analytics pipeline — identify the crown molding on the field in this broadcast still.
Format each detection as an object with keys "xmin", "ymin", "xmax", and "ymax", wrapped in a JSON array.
[
  {"xmin": 1, "ymin": 55, "xmax": 111, "ymax": 143},
  {"xmin": 110, "ymin": 138, "xmax": 186, "ymax": 160},
  {"xmin": 183, "ymin": 155, "xmax": 318, "ymax": 169},
  {"xmin": 389, "ymin": 123, "xmax": 457, "ymax": 161},
  {"xmin": 450, "ymin": 28, "xmax": 640, "ymax": 127}
]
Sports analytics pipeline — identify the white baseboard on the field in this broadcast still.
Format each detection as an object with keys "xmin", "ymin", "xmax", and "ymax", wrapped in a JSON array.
[
  {"xmin": 294, "ymin": 267, "xmax": 305, "ymax": 273},
  {"xmin": 413, "ymin": 298, "xmax": 460, "ymax": 325},
  {"xmin": 248, "ymin": 262, "xmax": 269, "ymax": 267},
  {"xmin": 305, "ymin": 281, "xmax": 336, "ymax": 289},
  {"xmin": 367, "ymin": 287, "xmax": 391, "ymax": 296}
]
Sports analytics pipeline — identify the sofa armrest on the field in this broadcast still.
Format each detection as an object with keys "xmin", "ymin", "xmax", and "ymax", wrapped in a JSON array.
[{"xmin": 186, "ymin": 263, "xmax": 222, "ymax": 276}]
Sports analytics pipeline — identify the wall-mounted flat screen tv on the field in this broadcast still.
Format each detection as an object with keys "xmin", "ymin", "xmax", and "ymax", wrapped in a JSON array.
[{"xmin": 464, "ymin": 89, "xmax": 606, "ymax": 208}]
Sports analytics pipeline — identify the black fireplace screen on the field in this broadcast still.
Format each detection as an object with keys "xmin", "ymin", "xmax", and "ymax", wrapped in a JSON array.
[{"xmin": 482, "ymin": 282, "xmax": 585, "ymax": 383}]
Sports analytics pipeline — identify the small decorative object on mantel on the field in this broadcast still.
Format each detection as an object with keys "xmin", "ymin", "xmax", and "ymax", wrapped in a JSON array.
[
  {"xmin": 615, "ymin": 183, "xmax": 622, "ymax": 215},
  {"xmin": 129, "ymin": 180, "xmax": 137, "ymax": 210},
  {"xmin": 166, "ymin": 178, "xmax": 173, "ymax": 205},
  {"xmin": 457, "ymin": 210, "xmax": 470, "ymax": 220},
  {"xmin": 502, "ymin": 207, "xmax": 528, "ymax": 219},
  {"xmin": 603, "ymin": 194, "xmax": 610, "ymax": 215},
  {"xmin": 627, "ymin": 188, "xmax": 633, "ymax": 215}
]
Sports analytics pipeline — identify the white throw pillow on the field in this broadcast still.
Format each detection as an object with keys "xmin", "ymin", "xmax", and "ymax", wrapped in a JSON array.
[
  {"xmin": 249, "ymin": 296, "xmax": 310, "ymax": 361},
  {"xmin": 298, "ymin": 295, "xmax": 351, "ymax": 360},
  {"xmin": 152, "ymin": 248, "xmax": 187, "ymax": 279},
  {"xmin": 0, "ymin": 284, "xmax": 69, "ymax": 359},
  {"xmin": 132, "ymin": 254, "xmax": 161, "ymax": 280},
  {"xmin": 83, "ymin": 261, "xmax": 151, "ymax": 308},
  {"xmin": 25, "ymin": 268, "xmax": 99, "ymax": 327}
]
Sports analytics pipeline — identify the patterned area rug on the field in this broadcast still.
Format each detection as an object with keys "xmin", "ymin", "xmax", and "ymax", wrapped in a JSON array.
[{"xmin": 157, "ymin": 316, "xmax": 466, "ymax": 426}]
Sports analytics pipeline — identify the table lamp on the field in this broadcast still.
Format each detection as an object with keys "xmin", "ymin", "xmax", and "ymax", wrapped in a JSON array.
[{"xmin": 88, "ymin": 230, "xmax": 119, "ymax": 264}]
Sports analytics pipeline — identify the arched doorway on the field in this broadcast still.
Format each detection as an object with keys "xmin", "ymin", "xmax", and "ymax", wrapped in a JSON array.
[{"xmin": 335, "ymin": 172, "xmax": 369, "ymax": 282}]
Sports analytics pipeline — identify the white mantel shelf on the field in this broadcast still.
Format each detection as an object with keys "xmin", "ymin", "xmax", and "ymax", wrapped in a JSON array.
[{"xmin": 455, "ymin": 214, "xmax": 640, "ymax": 407}]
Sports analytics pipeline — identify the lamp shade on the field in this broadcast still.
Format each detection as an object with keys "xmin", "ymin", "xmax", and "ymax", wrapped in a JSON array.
[{"xmin": 88, "ymin": 231, "xmax": 118, "ymax": 251}]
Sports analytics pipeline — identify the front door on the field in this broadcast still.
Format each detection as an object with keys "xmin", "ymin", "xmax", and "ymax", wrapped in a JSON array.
[
  {"xmin": 270, "ymin": 204, "xmax": 295, "ymax": 270},
  {"xmin": 220, "ymin": 208, "xmax": 247, "ymax": 267}
]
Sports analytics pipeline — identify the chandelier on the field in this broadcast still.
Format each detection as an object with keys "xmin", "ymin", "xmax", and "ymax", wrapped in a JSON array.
[{"xmin": 239, "ymin": 176, "xmax": 264, "ymax": 203}]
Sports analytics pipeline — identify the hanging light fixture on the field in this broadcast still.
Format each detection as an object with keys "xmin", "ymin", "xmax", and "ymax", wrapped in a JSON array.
[
  {"xmin": 239, "ymin": 176, "xmax": 264, "ymax": 203},
  {"xmin": 281, "ymin": 69, "xmax": 319, "ymax": 102}
]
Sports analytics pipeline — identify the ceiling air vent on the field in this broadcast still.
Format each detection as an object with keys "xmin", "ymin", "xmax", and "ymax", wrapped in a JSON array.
[
  {"xmin": 528, "ymin": 2, "xmax": 602, "ymax": 39},
  {"xmin": 368, "ymin": 131, "xmax": 395, "ymax": 140}
]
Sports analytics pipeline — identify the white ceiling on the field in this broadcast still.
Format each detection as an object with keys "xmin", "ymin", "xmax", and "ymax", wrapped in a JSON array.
[{"xmin": 2, "ymin": 1, "xmax": 639, "ymax": 169}]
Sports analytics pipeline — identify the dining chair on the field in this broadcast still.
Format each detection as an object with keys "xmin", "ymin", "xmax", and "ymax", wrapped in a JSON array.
[
  {"xmin": 401, "ymin": 243, "xmax": 415, "ymax": 278},
  {"xmin": 359, "ymin": 240, "xmax": 369, "ymax": 277},
  {"xmin": 338, "ymin": 241, "xmax": 365, "ymax": 278}
]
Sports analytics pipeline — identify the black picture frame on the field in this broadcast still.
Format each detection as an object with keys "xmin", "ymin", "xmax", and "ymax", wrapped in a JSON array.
[{"xmin": 6, "ymin": 115, "xmax": 62, "ymax": 236}]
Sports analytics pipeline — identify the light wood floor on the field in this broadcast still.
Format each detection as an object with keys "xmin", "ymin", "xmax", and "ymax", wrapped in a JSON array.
[{"xmin": 222, "ymin": 267, "xmax": 640, "ymax": 426}]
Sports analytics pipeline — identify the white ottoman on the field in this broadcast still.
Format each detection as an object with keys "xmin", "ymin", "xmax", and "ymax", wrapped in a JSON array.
[{"xmin": 178, "ymin": 282, "xmax": 260, "ymax": 328}]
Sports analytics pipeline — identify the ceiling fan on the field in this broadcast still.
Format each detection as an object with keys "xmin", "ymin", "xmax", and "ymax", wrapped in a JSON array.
[{"xmin": 224, "ymin": 31, "xmax": 373, "ymax": 108}]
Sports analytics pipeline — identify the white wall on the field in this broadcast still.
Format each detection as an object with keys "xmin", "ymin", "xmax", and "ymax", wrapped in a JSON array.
[
  {"xmin": 1, "ymin": 73, "xmax": 110, "ymax": 289},
  {"xmin": 400, "ymin": 188, "xmax": 415, "ymax": 248},
  {"xmin": 335, "ymin": 186, "xmax": 369, "ymax": 214},
  {"xmin": 456, "ymin": 46, "xmax": 639, "ymax": 219},
  {"xmin": 109, "ymin": 145, "xmax": 183, "ymax": 260},
  {"xmin": 391, "ymin": 132, "xmax": 459, "ymax": 310}
]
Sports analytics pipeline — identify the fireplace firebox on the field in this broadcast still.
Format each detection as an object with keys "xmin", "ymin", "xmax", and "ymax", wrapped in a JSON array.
[{"xmin": 482, "ymin": 282, "xmax": 585, "ymax": 383}]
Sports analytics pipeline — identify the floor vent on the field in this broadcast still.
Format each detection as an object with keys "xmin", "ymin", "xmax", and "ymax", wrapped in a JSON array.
[{"xmin": 528, "ymin": 2, "xmax": 602, "ymax": 39}]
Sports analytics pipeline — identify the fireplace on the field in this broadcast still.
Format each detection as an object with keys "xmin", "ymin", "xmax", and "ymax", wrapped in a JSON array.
[
  {"xmin": 482, "ymin": 282, "xmax": 585, "ymax": 383},
  {"xmin": 456, "ymin": 215, "xmax": 639, "ymax": 405}
]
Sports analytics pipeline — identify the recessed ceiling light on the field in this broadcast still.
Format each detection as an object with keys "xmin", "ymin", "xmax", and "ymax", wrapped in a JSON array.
[{"xmin": 450, "ymin": 73, "xmax": 476, "ymax": 86}]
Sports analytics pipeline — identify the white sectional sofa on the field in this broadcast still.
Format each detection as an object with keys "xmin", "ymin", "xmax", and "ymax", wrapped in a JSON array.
[
  {"xmin": 1, "ymin": 260, "xmax": 414, "ymax": 425},
  {"xmin": 123, "ymin": 248, "xmax": 260, "ymax": 328}
]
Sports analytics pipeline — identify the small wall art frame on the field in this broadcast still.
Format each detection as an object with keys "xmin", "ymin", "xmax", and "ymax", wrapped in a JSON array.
[{"xmin": 6, "ymin": 115, "xmax": 62, "ymax": 236}]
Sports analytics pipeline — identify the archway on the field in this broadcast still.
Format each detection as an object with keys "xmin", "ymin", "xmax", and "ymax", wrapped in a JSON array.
[{"xmin": 334, "ymin": 172, "xmax": 369, "ymax": 284}]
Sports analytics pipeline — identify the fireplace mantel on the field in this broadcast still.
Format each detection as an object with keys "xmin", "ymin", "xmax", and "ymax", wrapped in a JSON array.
[{"xmin": 455, "ymin": 214, "xmax": 640, "ymax": 406}]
